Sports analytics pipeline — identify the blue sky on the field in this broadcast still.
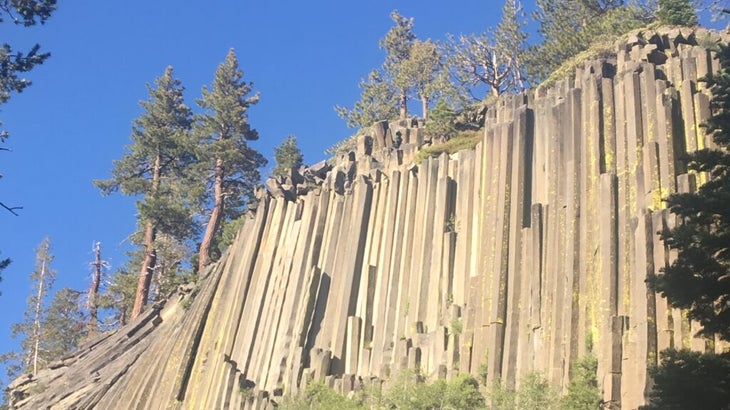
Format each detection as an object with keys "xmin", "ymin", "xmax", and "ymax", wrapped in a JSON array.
[{"xmin": 0, "ymin": 0, "xmax": 724, "ymax": 388}]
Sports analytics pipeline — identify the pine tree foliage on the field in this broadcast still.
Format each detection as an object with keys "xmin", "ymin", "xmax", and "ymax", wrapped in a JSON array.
[
  {"xmin": 526, "ymin": 1, "xmax": 651, "ymax": 83},
  {"xmin": 0, "ymin": 237, "xmax": 56, "ymax": 378},
  {"xmin": 444, "ymin": 0, "xmax": 527, "ymax": 97},
  {"xmin": 561, "ymin": 354, "xmax": 601, "ymax": 410},
  {"xmin": 651, "ymin": 43, "xmax": 730, "ymax": 341},
  {"xmin": 40, "ymin": 287, "xmax": 86, "ymax": 363},
  {"xmin": 380, "ymin": 10, "xmax": 416, "ymax": 119},
  {"xmin": 335, "ymin": 69, "xmax": 399, "ymax": 129},
  {"xmin": 95, "ymin": 66, "xmax": 195, "ymax": 319},
  {"xmin": 396, "ymin": 39, "xmax": 442, "ymax": 119},
  {"xmin": 194, "ymin": 49, "xmax": 267, "ymax": 272},
  {"xmin": 644, "ymin": 349, "xmax": 730, "ymax": 409},
  {"xmin": 272, "ymin": 135, "xmax": 304, "ymax": 179},
  {"xmin": 0, "ymin": 0, "xmax": 56, "ymax": 108},
  {"xmin": 424, "ymin": 99, "xmax": 457, "ymax": 142},
  {"xmin": 657, "ymin": 0, "xmax": 699, "ymax": 26}
]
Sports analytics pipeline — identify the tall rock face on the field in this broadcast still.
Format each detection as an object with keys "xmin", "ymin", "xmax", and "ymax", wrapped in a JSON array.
[{"xmin": 8, "ymin": 27, "xmax": 729, "ymax": 409}]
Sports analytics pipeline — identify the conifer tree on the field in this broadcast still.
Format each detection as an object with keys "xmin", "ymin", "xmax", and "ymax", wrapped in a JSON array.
[
  {"xmin": 335, "ymin": 69, "xmax": 399, "ymax": 128},
  {"xmin": 194, "ymin": 49, "xmax": 267, "ymax": 273},
  {"xmin": 0, "ymin": 237, "xmax": 56, "ymax": 377},
  {"xmin": 646, "ymin": 43, "xmax": 730, "ymax": 409},
  {"xmin": 272, "ymin": 135, "xmax": 304, "ymax": 179},
  {"xmin": 657, "ymin": 0, "xmax": 698, "ymax": 26},
  {"xmin": 95, "ymin": 66, "xmax": 195, "ymax": 319},
  {"xmin": 527, "ymin": 0, "xmax": 650, "ymax": 82},
  {"xmin": 652, "ymin": 43, "xmax": 730, "ymax": 340},
  {"xmin": 380, "ymin": 10, "xmax": 416, "ymax": 119},
  {"xmin": 86, "ymin": 242, "xmax": 107, "ymax": 337},
  {"xmin": 424, "ymin": 99, "xmax": 457, "ymax": 142},
  {"xmin": 396, "ymin": 39, "xmax": 442, "ymax": 119},
  {"xmin": 40, "ymin": 287, "xmax": 86, "ymax": 362}
]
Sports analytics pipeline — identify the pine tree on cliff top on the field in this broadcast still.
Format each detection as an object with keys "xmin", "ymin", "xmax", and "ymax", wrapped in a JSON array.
[
  {"xmin": 657, "ymin": 0, "xmax": 698, "ymax": 26},
  {"xmin": 272, "ymin": 135, "xmax": 304, "ymax": 179},
  {"xmin": 95, "ymin": 66, "xmax": 196, "ymax": 319},
  {"xmin": 194, "ymin": 49, "xmax": 267, "ymax": 273},
  {"xmin": 381, "ymin": 10, "xmax": 416, "ymax": 119}
]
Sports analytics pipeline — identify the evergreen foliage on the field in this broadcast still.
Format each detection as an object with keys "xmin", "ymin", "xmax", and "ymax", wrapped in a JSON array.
[
  {"xmin": 1, "ymin": 237, "xmax": 57, "ymax": 378},
  {"xmin": 194, "ymin": 49, "xmax": 267, "ymax": 272},
  {"xmin": 424, "ymin": 99, "xmax": 457, "ymax": 143},
  {"xmin": 394, "ymin": 39, "xmax": 442, "ymax": 119},
  {"xmin": 95, "ymin": 66, "xmax": 196, "ymax": 318},
  {"xmin": 561, "ymin": 354, "xmax": 601, "ymax": 410},
  {"xmin": 39, "ymin": 287, "xmax": 86, "ymax": 363},
  {"xmin": 643, "ymin": 349, "xmax": 730, "ymax": 409},
  {"xmin": 381, "ymin": 10, "xmax": 416, "ymax": 119},
  {"xmin": 272, "ymin": 135, "xmax": 304, "ymax": 179},
  {"xmin": 0, "ymin": 0, "xmax": 56, "ymax": 108},
  {"xmin": 651, "ymin": 43, "xmax": 730, "ymax": 340},
  {"xmin": 335, "ymin": 69, "xmax": 399, "ymax": 129},
  {"xmin": 657, "ymin": 0, "xmax": 698, "ymax": 26},
  {"xmin": 526, "ymin": 1, "xmax": 651, "ymax": 83}
]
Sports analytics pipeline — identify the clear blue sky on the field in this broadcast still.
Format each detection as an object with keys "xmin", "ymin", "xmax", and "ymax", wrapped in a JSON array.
[{"xmin": 0, "ymin": 0, "xmax": 723, "ymax": 389}]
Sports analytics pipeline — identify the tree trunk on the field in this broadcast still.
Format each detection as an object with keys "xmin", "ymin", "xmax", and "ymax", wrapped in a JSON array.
[
  {"xmin": 198, "ymin": 158, "xmax": 225, "ymax": 273},
  {"xmin": 399, "ymin": 89, "xmax": 408, "ymax": 119},
  {"xmin": 421, "ymin": 94, "xmax": 429, "ymax": 120},
  {"xmin": 131, "ymin": 153, "xmax": 161, "ymax": 319},
  {"xmin": 88, "ymin": 242, "xmax": 102, "ymax": 336},
  {"xmin": 31, "ymin": 259, "xmax": 46, "ymax": 375}
]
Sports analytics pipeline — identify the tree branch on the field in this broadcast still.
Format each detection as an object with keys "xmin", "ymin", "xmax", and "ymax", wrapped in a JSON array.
[{"xmin": 1, "ymin": 201, "xmax": 21, "ymax": 215}]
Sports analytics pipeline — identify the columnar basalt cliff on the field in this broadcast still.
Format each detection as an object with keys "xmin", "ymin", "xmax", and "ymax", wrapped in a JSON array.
[{"xmin": 8, "ymin": 27, "xmax": 730, "ymax": 409}]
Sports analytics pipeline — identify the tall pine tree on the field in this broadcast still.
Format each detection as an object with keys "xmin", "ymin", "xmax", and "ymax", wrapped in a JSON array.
[
  {"xmin": 194, "ymin": 49, "xmax": 266, "ymax": 273},
  {"xmin": 0, "ymin": 237, "xmax": 56, "ymax": 377},
  {"xmin": 95, "ymin": 66, "xmax": 195, "ymax": 319},
  {"xmin": 335, "ymin": 68, "xmax": 399, "ymax": 128},
  {"xmin": 380, "ymin": 10, "xmax": 416, "ymax": 119}
]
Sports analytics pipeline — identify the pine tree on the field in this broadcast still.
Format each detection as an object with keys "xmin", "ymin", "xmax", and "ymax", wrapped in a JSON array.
[
  {"xmin": 646, "ymin": 43, "xmax": 730, "ymax": 409},
  {"xmin": 95, "ymin": 66, "xmax": 195, "ymax": 319},
  {"xmin": 657, "ymin": 0, "xmax": 698, "ymax": 26},
  {"xmin": 335, "ymin": 68, "xmax": 399, "ymax": 128},
  {"xmin": 424, "ymin": 99, "xmax": 457, "ymax": 142},
  {"xmin": 380, "ymin": 10, "xmax": 416, "ymax": 119},
  {"xmin": 396, "ymin": 39, "xmax": 442, "ymax": 119},
  {"xmin": 272, "ymin": 135, "xmax": 304, "ymax": 179},
  {"xmin": 652, "ymin": 43, "xmax": 730, "ymax": 340},
  {"xmin": 526, "ymin": 0, "xmax": 650, "ymax": 82},
  {"xmin": 194, "ymin": 49, "xmax": 267, "ymax": 273},
  {"xmin": 40, "ymin": 287, "xmax": 86, "ymax": 362},
  {"xmin": 1, "ymin": 237, "xmax": 56, "ymax": 377}
]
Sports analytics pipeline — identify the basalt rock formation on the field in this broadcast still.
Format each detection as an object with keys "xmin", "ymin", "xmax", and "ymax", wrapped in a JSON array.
[{"xmin": 8, "ymin": 27, "xmax": 730, "ymax": 409}]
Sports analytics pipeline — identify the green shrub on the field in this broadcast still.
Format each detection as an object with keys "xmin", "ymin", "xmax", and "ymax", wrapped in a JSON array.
[
  {"xmin": 278, "ymin": 382, "xmax": 365, "ymax": 410},
  {"xmin": 561, "ymin": 354, "xmax": 601, "ymax": 410}
]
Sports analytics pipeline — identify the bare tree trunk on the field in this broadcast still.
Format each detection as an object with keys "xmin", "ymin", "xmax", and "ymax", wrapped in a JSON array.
[
  {"xmin": 399, "ymin": 89, "xmax": 408, "ymax": 119},
  {"xmin": 198, "ymin": 158, "xmax": 225, "ymax": 273},
  {"xmin": 31, "ymin": 260, "xmax": 46, "ymax": 375},
  {"xmin": 131, "ymin": 154, "xmax": 161, "ymax": 320},
  {"xmin": 88, "ymin": 242, "xmax": 102, "ymax": 336},
  {"xmin": 421, "ymin": 94, "xmax": 429, "ymax": 120}
]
